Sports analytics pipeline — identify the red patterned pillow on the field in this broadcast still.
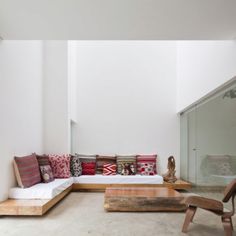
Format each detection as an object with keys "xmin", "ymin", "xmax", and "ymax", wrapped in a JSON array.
[
  {"xmin": 48, "ymin": 154, "xmax": 71, "ymax": 178},
  {"xmin": 13, "ymin": 154, "xmax": 41, "ymax": 188},
  {"xmin": 137, "ymin": 155, "xmax": 157, "ymax": 175},
  {"xmin": 103, "ymin": 163, "xmax": 117, "ymax": 175},
  {"xmin": 82, "ymin": 162, "xmax": 96, "ymax": 175}
]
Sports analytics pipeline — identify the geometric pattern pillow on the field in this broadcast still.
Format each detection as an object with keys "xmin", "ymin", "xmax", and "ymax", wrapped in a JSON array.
[
  {"xmin": 13, "ymin": 154, "xmax": 41, "ymax": 188},
  {"xmin": 96, "ymin": 155, "xmax": 116, "ymax": 174},
  {"xmin": 39, "ymin": 165, "xmax": 54, "ymax": 183},
  {"xmin": 116, "ymin": 155, "xmax": 137, "ymax": 175},
  {"xmin": 82, "ymin": 162, "xmax": 96, "ymax": 175},
  {"xmin": 103, "ymin": 163, "xmax": 117, "ymax": 175},
  {"xmin": 139, "ymin": 163, "xmax": 156, "ymax": 176},
  {"xmin": 48, "ymin": 154, "xmax": 71, "ymax": 178},
  {"xmin": 137, "ymin": 155, "xmax": 157, "ymax": 175},
  {"xmin": 70, "ymin": 155, "xmax": 82, "ymax": 177}
]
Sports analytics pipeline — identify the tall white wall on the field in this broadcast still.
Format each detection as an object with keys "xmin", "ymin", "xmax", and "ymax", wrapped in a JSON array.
[
  {"xmin": 73, "ymin": 41, "xmax": 179, "ymax": 175},
  {"xmin": 43, "ymin": 41, "xmax": 70, "ymax": 154},
  {"xmin": 68, "ymin": 41, "xmax": 78, "ymax": 122},
  {"xmin": 0, "ymin": 41, "xmax": 44, "ymax": 201},
  {"xmin": 177, "ymin": 41, "xmax": 236, "ymax": 112}
]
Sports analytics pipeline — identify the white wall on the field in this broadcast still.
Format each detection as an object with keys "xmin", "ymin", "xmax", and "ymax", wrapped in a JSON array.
[
  {"xmin": 177, "ymin": 41, "xmax": 236, "ymax": 112},
  {"xmin": 73, "ymin": 41, "xmax": 179, "ymax": 175},
  {"xmin": 68, "ymin": 41, "xmax": 77, "ymax": 122},
  {"xmin": 43, "ymin": 41, "xmax": 70, "ymax": 154},
  {"xmin": 0, "ymin": 41, "xmax": 44, "ymax": 201}
]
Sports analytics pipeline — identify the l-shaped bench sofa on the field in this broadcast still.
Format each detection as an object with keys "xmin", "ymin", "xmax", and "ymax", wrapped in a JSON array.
[
  {"xmin": 0, "ymin": 153, "xmax": 191, "ymax": 216},
  {"xmin": 0, "ymin": 175, "xmax": 191, "ymax": 216}
]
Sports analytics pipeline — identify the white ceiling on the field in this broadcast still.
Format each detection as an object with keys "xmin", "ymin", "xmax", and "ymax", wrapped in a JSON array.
[{"xmin": 0, "ymin": 0, "xmax": 236, "ymax": 40}]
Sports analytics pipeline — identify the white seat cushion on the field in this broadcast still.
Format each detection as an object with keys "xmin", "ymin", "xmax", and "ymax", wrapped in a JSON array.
[
  {"xmin": 9, "ymin": 178, "xmax": 73, "ymax": 199},
  {"xmin": 73, "ymin": 174, "xmax": 163, "ymax": 184}
]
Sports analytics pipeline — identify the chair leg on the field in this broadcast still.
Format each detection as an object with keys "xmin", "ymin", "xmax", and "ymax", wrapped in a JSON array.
[
  {"xmin": 190, "ymin": 207, "xmax": 197, "ymax": 222},
  {"xmin": 230, "ymin": 217, "xmax": 234, "ymax": 231},
  {"xmin": 222, "ymin": 217, "xmax": 233, "ymax": 236},
  {"xmin": 182, "ymin": 206, "xmax": 197, "ymax": 233}
]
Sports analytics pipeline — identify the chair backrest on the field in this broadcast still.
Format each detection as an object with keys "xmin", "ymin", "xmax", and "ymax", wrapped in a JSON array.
[{"xmin": 222, "ymin": 179, "xmax": 236, "ymax": 202}]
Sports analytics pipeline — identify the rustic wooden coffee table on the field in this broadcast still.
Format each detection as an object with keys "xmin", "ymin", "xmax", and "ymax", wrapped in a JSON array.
[{"xmin": 104, "ymin": 187, "xmax": 186, "ymax": 212}]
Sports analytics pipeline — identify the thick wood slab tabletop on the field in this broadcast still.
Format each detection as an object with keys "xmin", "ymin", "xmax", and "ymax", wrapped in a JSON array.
[
  {"xmin": 104, "ymin": 187, "xmax": 186, "ymax": 212},
  {"xmin": 105, "ymin": 187, "xmax": 183, "ymax": 198}
]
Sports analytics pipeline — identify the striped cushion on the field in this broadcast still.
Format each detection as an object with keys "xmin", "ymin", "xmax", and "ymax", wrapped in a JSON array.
[
  {"xmin": 76, "ymin": 154, "xmax": 96, "ymax": 164},
  {"xmin": 103, "ymin": 163, "xmax": 116, "ymax": 175},
  {"xmin": 13, "ymin": 154, "xmax": 41, "ymax": 188},
  {"xmin": 96, "ymin": 155, "xmax": 116, "ymax": 174},
  {"xmin": 137, "ymin": 155, "xmax": 157, "ymax": 175},
  {"xmin": 116, "ymin": 155, "xmax": 136, "ymax": 174},
  {"xmin": 36, "ymin": 154, "xmax": 50, "ymax": 166}
]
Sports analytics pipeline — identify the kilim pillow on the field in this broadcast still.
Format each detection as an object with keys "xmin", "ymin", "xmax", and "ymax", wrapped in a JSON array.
[
  {"xmin": 35, "ymin": 154, "xmax": 50, "ymax": 166},
  {"xmin": 116, "ymin": 155, "xmax": 136, "ymax": 175},
  {"xmin": 103, "ymin": 163, "xmax": 116, "ymax": 175},
  {"xmin": 96, "ymin": 155, "xmax": 116, "ymax": 174},
  {"xmin": 70, "ymin": 155, "xmax": 82, "ymax": 177},
  {"xmin": 82, "ymin": 162, "xmax": 96, "ymax": 175},
  {"xmin": 39, "ymin": 165, "xmax": 54, "ymax": 183},
  {"xmin": 76, "ymin": 153, "xmax": 96, "ymax": 164},
  {"xmin": 48, "ymin": 154, "xmax": 71, "ymax": 178},
  {"xmin": 120, "ymin": 163, "xmax": 135, "ymax": 175},
  {"xmin": 137, "ymin": 155, "xmax": 157, "ymax": 175},
  {"xmin": 13, "ymin": 154, "xmax": 41, "ymax": 188}
]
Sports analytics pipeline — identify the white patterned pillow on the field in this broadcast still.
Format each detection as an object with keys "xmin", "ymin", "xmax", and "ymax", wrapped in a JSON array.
[
  {"xmin": 70, "ymin": 155, "xmax": 82, "ymax": 177},
  {"xmin": 139, "ymin": 163, "xmax": 156, "ymax": 176}
]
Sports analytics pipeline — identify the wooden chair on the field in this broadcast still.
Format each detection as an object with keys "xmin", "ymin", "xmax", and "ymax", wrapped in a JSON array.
[{"xmin": 182, "ymin": 179, "xmax": 236, "ymax": 236}]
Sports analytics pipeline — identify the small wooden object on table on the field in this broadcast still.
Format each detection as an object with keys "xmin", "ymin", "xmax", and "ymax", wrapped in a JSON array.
[{"xmin": 104, "ymin": 187, "xmax": 186, "ymax": 212}]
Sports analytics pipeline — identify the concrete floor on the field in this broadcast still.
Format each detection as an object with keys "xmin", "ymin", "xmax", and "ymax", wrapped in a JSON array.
[{"xmin": 0, "ymin": 191, "xmax": 235, "ymax": 236}]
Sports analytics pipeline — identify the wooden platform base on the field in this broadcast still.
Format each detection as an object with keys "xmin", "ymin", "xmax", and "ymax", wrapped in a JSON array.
[
  {"xmin": 72, "ymin": 180, "xmax": 191, "ymax": 192},
  {"xmin": 0, "ymin": 186, "xmax": 72, "ymax": 216},
  {"xmin": 0, "ymin": 180, "xmax": 190, "ymax": 216},
  {"xmin": 104, "ymin": 187, "xmax": 187, "ymax": 212}
]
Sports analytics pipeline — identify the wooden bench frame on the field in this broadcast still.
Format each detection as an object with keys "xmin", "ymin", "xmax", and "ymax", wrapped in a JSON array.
[
  {"xmin": 0, "ymin": 180, "xmax": 190, "ymax": 216},
  {"xmin": 72, "ymin": 180, "xmax": 191, "ymax": 192}
]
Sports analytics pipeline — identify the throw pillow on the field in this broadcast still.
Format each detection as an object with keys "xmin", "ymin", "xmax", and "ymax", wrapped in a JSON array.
[
  {"xmin": 70, "ymin": 155, "xmax": 82, "ymax": 177},
  {"xmin": 96, "ymin": 155, "xmax": 116, "ymax": 174},
  {"xmin": 120, "ymin": 163, "xmax": 136, "ymax": 175},
  {"xmin": 39, "ymin": 165, "xmax": 54, "ymax": 183},
  {"xmin": 139, "ymin": 163, "xmax": 156, "ymax": 175},
  {"xmin": 82, "ymin": 162, "xmax": 96, "ymax": 175},
  {"xmin": 116, "ymin": 155, "xmax": 136, "ymax": 175},
  {"xmin": 137, "ymin": 155, "xmax": 157, "ymax": 175},
  {"xmin": 13, "ymin": 154, "xmax": 41, "ymax": 188},
  {"xmin": 76, "ymin": 153, "xmax": 96, "ymax": 163},
  {"xmin": 48, "ymin": 154, "xmax": 71, "ymax": 178},
  {"xmin": 36, "ymin": 154, "xmax": 50, "ymax": 166},
  {"xmin": 103, "ymin": 163, "xmax": 117, "ymax": 175}
]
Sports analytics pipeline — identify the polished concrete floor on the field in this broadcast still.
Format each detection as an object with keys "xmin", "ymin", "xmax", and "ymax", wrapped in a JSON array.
[{"xmin": 0, "ymin": 190, "xmax": 235, "ymax": 236}]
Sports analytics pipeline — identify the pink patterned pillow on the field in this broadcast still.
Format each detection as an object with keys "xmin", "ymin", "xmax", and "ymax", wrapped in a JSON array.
[
  {"xmin": 137, "ymin": 154, "xmax": 157, "ymax": 175},
  {"xmin": 48, "ymin": 154, "xmax": 71, "ymax": 178},
  {"xmin": 139, "ymin": 163, "xmax": 156, "ymax": 175}
]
